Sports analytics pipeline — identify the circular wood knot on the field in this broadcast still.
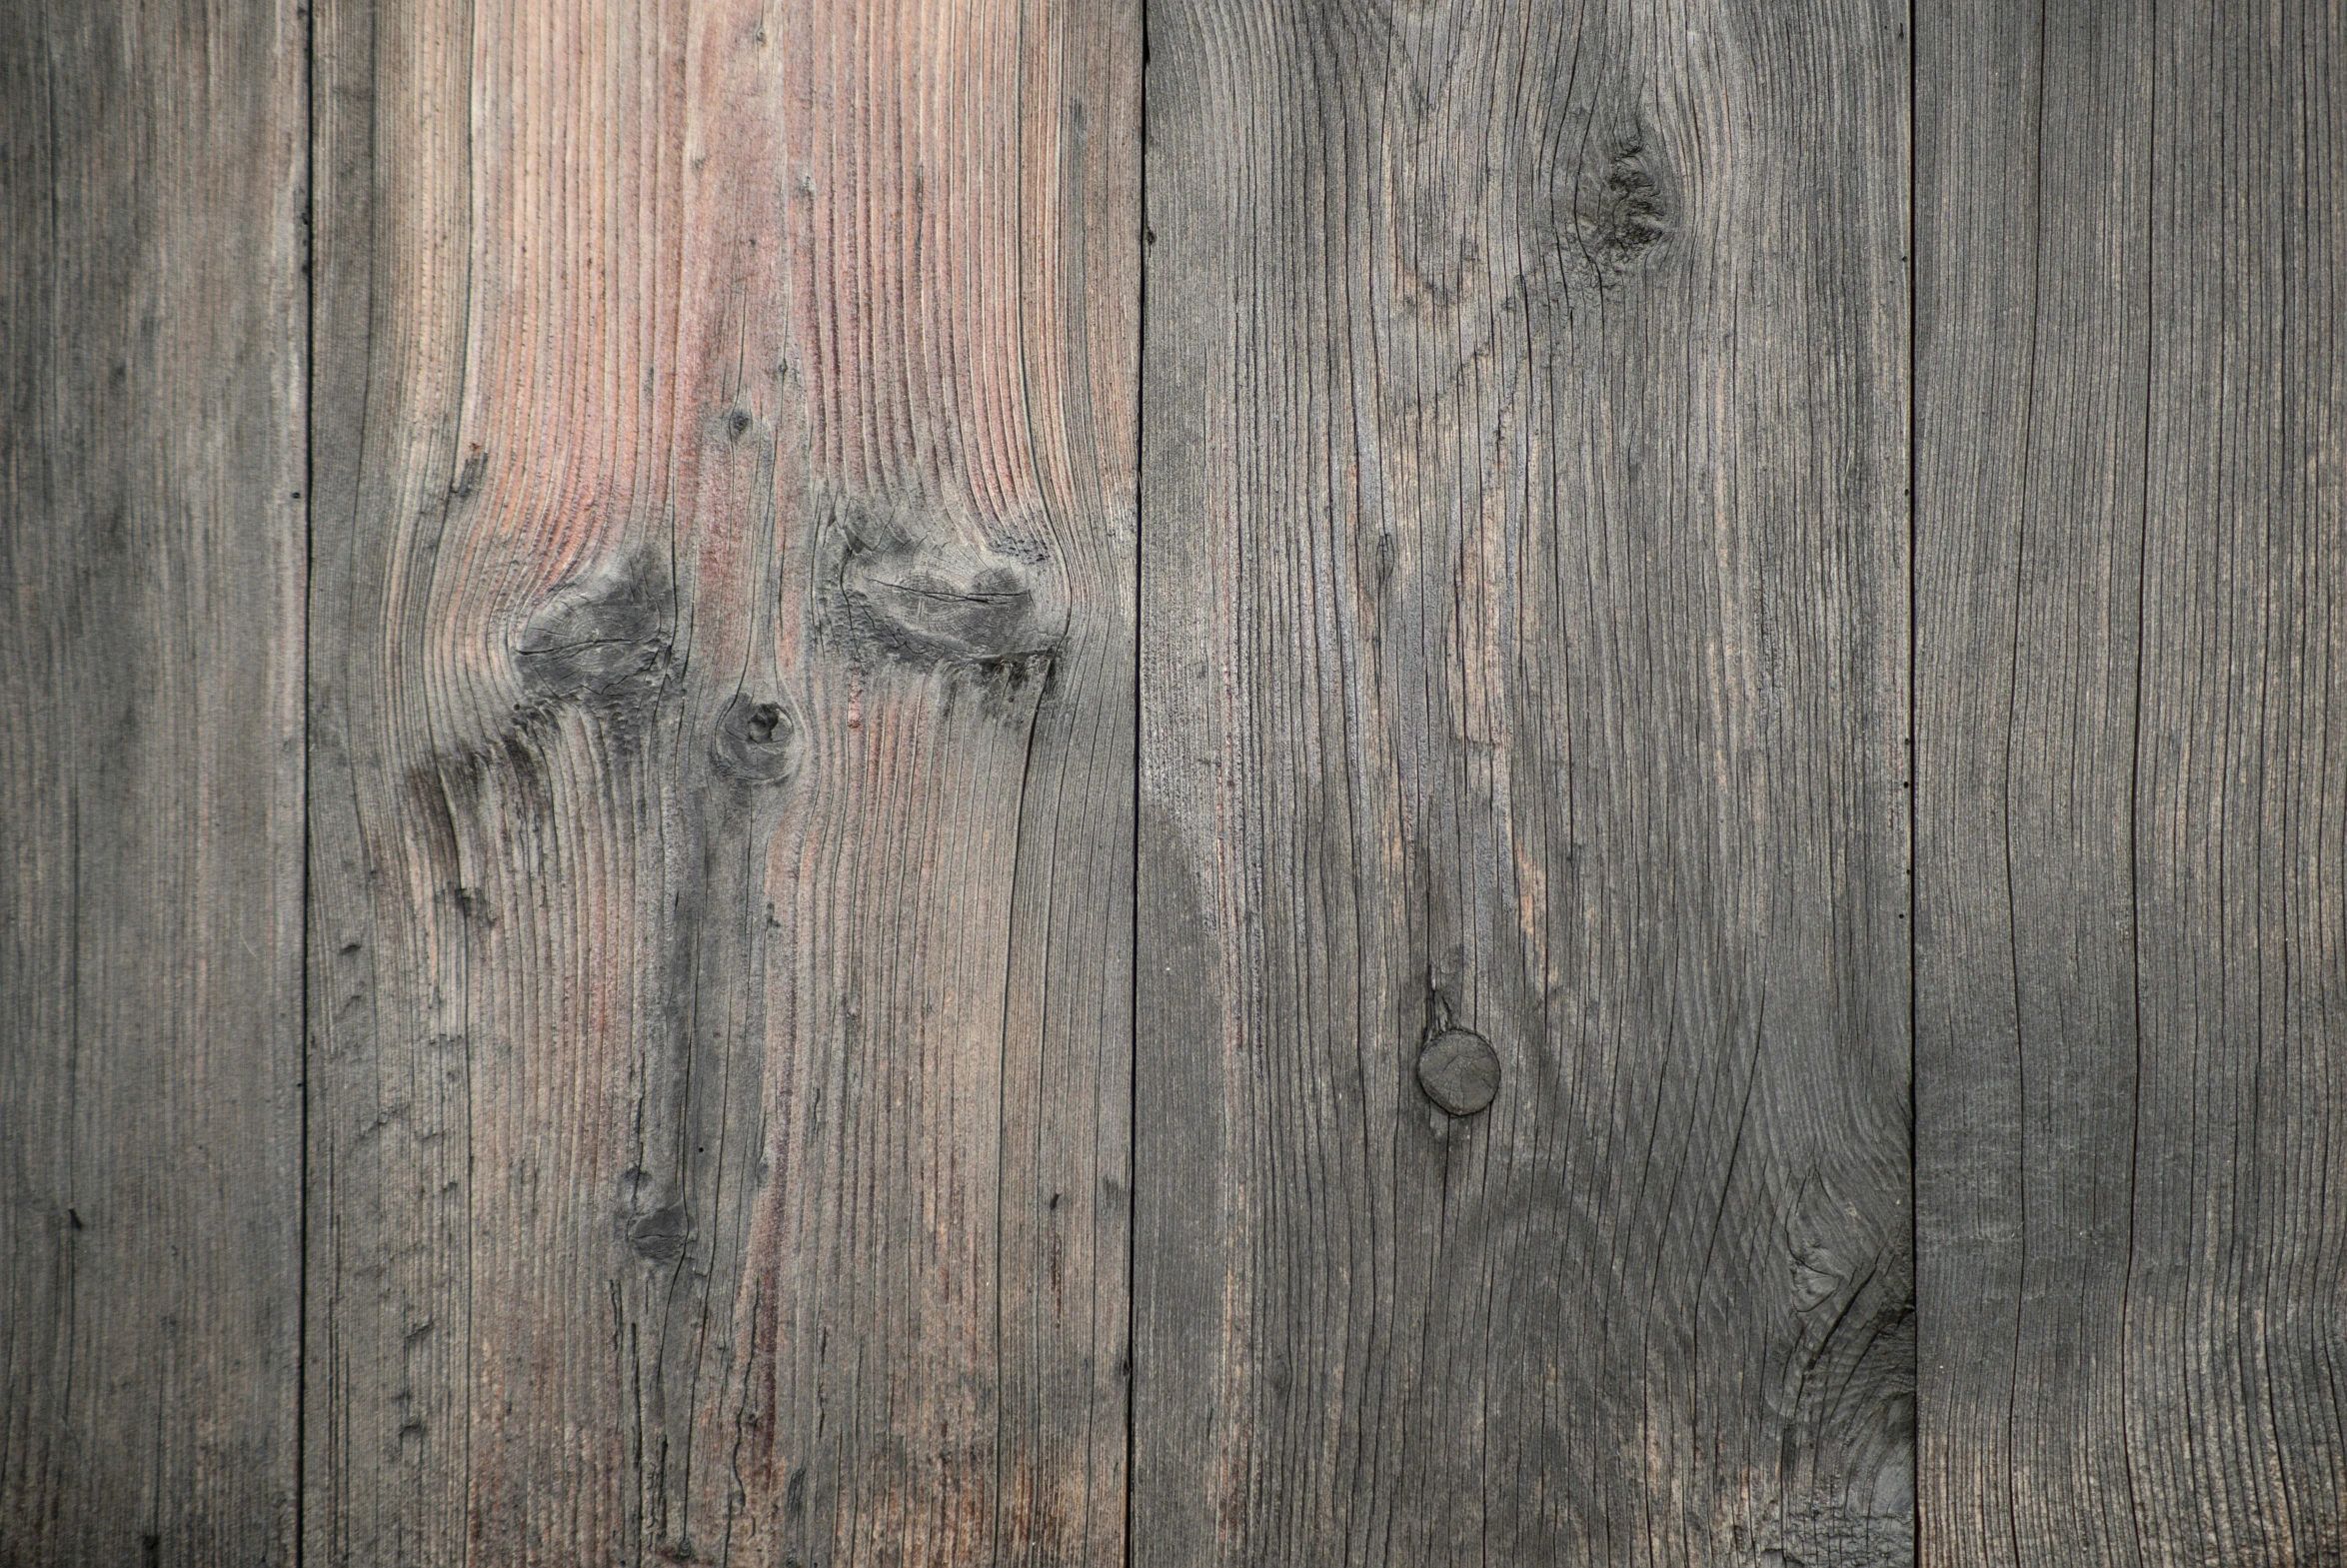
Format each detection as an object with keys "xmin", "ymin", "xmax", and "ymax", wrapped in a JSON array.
[
  {"xmin": 712, "ymin": 692, "xmax": 802, "ymax": 784},
  {"xmin": 1416, "ymin": 1027, "xmax": 1500, "ymax": 1116}
]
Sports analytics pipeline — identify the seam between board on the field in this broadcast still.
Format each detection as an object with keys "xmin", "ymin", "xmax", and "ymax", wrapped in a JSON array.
[
  {"xmin": 1125, "ymin": 2, "xmax": 1148, "ymax": 1565},
  {"xmin": 296, "ymin": 0, "xmax": 317, "ymax": 1559},
  {"xmin": 1904, "ymin": 0, "xmax": 1920, "ymax": 1557}
]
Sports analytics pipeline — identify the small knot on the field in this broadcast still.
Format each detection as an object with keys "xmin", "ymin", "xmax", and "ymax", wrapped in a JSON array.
[
  {"xmin": 820, "ymin": 509, "xmax": 1066, "ymax": 686},
  {"xmin": 1417, "ymin": 1026, "xmax": 1501, "ymax": 1116},
  {"xmin": 711, "ymin": 693, "xmax": 803, "ymax": 784},
  {"xmin": 513, "ymin": 547, "xmax": 675, "ymax": 712},
  {"xmin": 628, "ymin": 1201, "xmax": 691, "ymax": 1263}
]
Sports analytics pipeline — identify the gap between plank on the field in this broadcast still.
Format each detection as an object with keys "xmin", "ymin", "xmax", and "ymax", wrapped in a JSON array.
[
  {"xmin": 1904, "ymin": 0, "xmax": 1920, "ymax": 1559},
  {"xmin": 1125, "ymin": 3, "xmax": 1150, "ymax": 1564},
  {"xmin": 296, "ymin": 0, "xmax": 316, "ymax": 1559}
]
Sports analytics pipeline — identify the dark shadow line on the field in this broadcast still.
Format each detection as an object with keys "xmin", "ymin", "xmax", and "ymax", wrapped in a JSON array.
[
  {"xmin": 1126, "ymin": 3, "xmax": 1150, "ymax": 1565},
  {"xmin": 295, "ymin": 0, "xmax": 317, "ymax": 1560},
  {"xmin": 1905, "ymin": 0, "xmax": 1921, "ymax": 1560}
]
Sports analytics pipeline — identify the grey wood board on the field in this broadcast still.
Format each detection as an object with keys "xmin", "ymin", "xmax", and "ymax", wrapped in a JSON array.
[
  {"xmin": 0, "ymin": 0, "xmax": 308, "ymax": 1562},
  {"xmin": 1133, "ymin": 1, "xmax": 1916, "ymax": 1563},
  {"xmin": 1915, "ymin": 0, "xmax": 2347, "ymax": 1561},
  {"xmin": 6, "ymin": 0, "xmax": 2346, "ymax": 1560}
]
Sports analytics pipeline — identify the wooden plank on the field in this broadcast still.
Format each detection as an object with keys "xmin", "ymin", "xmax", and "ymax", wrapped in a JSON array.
[
  {"xmin": 0, "ymin": 1, "xmax": 308, "ymax": 1563},
  {"xmin": 1916, "ymin": 1, "xmax": 2347, "ymax": 1561},
  {"xmin": 1133, "ymin": 2, "xmax": 1913, "ymax": 1563},
  {"xmin": 306, "ymin": 0, "xmax": 1137, "ymax": 1561}
]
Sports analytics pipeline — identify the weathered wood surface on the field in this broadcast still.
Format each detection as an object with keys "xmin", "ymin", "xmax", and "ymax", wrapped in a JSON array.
[
  {"xmin": 1916, "ymin": 2, "xmax": 2347, "ymax": 1563},
  {"xmin": 9, "ymin": 0, "xmax": 2347, "ymax": 1560},
  {"xmin": 0, "ymin": 1, "xmax": 309, "ymax": 1563},
  {"xmin": 1133, "ymin": 2, "xmax": 1915, "ymax": 1564},
  {"xmin": 307, "ymin": 0, "xmax": 1137, "ymax": 1561}
]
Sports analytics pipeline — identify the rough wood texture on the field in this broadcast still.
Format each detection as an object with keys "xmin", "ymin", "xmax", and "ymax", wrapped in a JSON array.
[
  {"xmin": 307, "ymin": 0, "xmax": 1138, "ymax": 1561},
  {"xmin": 0, "ymin": 1, "xmax": 308, "ymax": 1563},
  {"xmin": 1916, "ymin": 2, "xmax": 2347, "ymax": 1562},
  {"xmin": 13, "ymin": 1, "xmax": 2347, "ymax": 1557},
  {"xmin": 1133, "ymin": 2, "xmax": 1913, "ymax": 1564}
]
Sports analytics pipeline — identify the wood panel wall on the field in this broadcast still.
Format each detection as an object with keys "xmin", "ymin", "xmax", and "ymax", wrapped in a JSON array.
[{"xmin": 1, "ymin": 1, "xmax": 2339, "ymax": 1564}]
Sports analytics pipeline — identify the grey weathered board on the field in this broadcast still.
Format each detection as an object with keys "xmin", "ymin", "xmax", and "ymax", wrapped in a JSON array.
[
  {"xmin": 1132, "ymin": 0, "xmax": 1917, "ymax": 1563},
  {"xmin": 4, "ymin": 0, "xmax": 2345, "ymax": 1564},
  {"xmin": 1915, "ymin": 1, "xmax": 2347, "ymax": 1564},
  {"xmin": 0, "ymin": 0, "xmax": 309, "ymax": 1563}
]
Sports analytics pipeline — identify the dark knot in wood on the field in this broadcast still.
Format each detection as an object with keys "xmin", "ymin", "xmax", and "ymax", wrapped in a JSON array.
[
  {"xmin": 1416, "ymin": 1026, "xmax": 1500, "ymax": 1116},
  {"xmin": 820, "ymin": 510, "xmax": 1066, "ymax": 691},
  {"xmin": 627, "ymin": 1200, "xmax": 691, "ymax": 1264},
  {"xmin": 512, "ymin": 546, "xmax": 676, "ymax": 716},
  {"xmin": 711, "ymin": 692, "xmax": 803, "ymax": 784}
]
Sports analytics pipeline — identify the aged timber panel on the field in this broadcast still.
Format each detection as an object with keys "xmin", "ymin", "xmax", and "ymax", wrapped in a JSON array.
[
  {"xmin": 0, "ymin": 0, "xmax": 308, "ymax": 1563},
  {"xmin": 1916, "ymin": 1, "xmax": 2347, "ymax": 1562},
  {"xmin": 1134, "ymin": 2, "xmax": 1913, "ymax": 1564},
  {"xmin": 307, "ymin": 1, "xmax": 1138, "ymax": 1561}
]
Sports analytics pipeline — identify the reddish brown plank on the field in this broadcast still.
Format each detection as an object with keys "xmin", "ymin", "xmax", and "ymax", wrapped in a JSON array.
[{"xmin": 308, "ymin": 1, "xmax": 1138, "ymax": 1560}]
